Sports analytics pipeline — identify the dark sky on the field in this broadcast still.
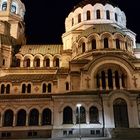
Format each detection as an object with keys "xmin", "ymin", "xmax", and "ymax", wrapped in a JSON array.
[{"xmin": 21, "ymin": 0, "xmax": 140, "ymax": 44}]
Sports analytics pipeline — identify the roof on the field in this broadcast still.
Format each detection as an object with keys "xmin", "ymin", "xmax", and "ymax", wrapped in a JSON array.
[
  {"xmin": 19, "ymin": 45, "xmax": 63, "ymax": 55},
  {"xmin": 79, "ymin": 24, "xmax": 126, "ymax": 38},
  {"xmin": 0, "ymin": 74, "xmax": 57, "ymax": 83},
  {"xmin": 73, "ymin": 0, "xmax": 116, "ymax": 10}
]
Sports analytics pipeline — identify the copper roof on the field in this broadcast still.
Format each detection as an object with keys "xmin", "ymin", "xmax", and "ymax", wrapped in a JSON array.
[
  {"xmin": 79, "ymin": 24, "xmax": 126, "ymax": 39},
  {"xmin": 0, "ymin": 74, "xmax": 57, "ymax": 83},
  {"xmin": 19, "ymin": 45, "xmax": 63, "ymax": 55},
  {"xmin": 73, "ymin": 0, "xmax": 116, "ymax": 10}
]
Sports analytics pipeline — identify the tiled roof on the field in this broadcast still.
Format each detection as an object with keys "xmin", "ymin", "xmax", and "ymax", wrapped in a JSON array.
[
  {"xmin": 19, "ymin": 45, "xmax": 63, "ymax": 55},
  {"xmin": 73, "ymin": 0, "xmax": 116, "ymax": 10},
  {"xmin": 0, "ymin": 74, "xmax": 57, "ymax": 83},
  {"xmin": 79, "ymin": 24, "xmax": 126, "ymax": 39}
]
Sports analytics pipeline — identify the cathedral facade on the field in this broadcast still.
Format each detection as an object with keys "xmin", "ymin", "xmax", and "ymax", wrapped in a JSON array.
[{"xmin": 0, "ymin": 0, "xmax": 140, "ymax": 139}]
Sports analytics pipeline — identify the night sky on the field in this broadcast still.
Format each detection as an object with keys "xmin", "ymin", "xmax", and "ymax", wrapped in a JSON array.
[{"xmin": 21, "ymin": 0, "xmax": 140, "ymax": 44}]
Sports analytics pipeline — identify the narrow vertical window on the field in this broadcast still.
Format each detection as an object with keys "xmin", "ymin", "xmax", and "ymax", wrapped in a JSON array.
[
  {"xmin": 91, "ymin": 39, "xmax": 96, "ymax": 49},
  {"xmin": 45, "ymin": 58, "xmax": 50, "ymax": 67},
  {"xmin": 78, "ymin": 13, "xmax": 81, "ymax": 23},
  {"xmin": 101, "ymin": 71, "xmax": 106, "ymax": 89},
  {"xmin": 26, "ymin": 59, "xmax": 30, "ymax": 67},
  {"xmin": 22, "ymin": 84, "xmax": 26, "ymax": 93},
  {"xmin": 16, "ymin": 59, "xmax": 20, "ymax": 67},
  {"xmin": 115, "ymin": 71, "xmax": 120, "ymax": 89},
  {"xmin": 3, "ymin": 59, "xmax": 5, "ymax": 66},
  {"xmin": 115, "ymin": 13, "xmax": 118, "ymax": 21},
  {"xmin": 6, "ymin": 84, "xmax": 10, "ymax": 94},
  {"xmin": 66, "ymin": 82, "xmax": 69, "ymax": 91},
  {"xmin": 27, "ymin": 84, "xmax": 31, "ymax": 93},
  {"xmin": 48, "ymin": 83, "xmax": 52, "ymax": 93},
  {"xmin": 87, "ymin": 10, "xmax": 91, "ymax": 20},
  {"xmin": 116, "ymin": 39, "xmax": 120, "ymax": 49},
  {"xmin": 125, "ymin": 42, "xmax": 128, "ymax": 50},
  {"xmin": 82, "ymin": 42, "xmax": 85, "ymax": 53},
  {"xmin": 106, "ymin": 10, "xmax": 110, "ymax": 19},
  {"xmin": 104, "ymin": 38, "xmax": 109, "ymax": 48},
  {"xmin": 96, "ymin": 10, "xmax": 101, "ymax": 19},
  {"xmin": 72, "ymin": 18, "xmax": 74, "ymax": 26},
  {"xmin": 55, "ymin": 58, "xmax": 60, "ymax": 67},
  {"xmin": 42, "ymin": 83, "xmax": 47, "ymax": 93},
  {"xmin": 108, "ymin": 69, "xmax": 113, "ymax": 89},
  {"xmin": 1, "ymin": 84, "xmax": 5, "ymax": 94}
]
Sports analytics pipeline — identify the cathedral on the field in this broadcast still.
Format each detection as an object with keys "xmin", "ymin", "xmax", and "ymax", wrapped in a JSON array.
[{"xmin": 0, "ymin": 0, "xmax": 140, "ymax": 139}]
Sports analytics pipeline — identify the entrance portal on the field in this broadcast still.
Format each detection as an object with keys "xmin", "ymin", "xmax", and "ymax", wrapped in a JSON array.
[{"xmin": 113, "ymin": 98, "xmax": 129, "ymax": 128}]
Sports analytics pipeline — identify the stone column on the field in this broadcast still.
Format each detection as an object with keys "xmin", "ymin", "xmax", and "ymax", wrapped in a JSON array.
[
  {"xmin": 119, "ymin": 75, "xmax": 123, "ymax": 89},
  {"xmin": 40, "ymin": 59, "xmax": 44, "ymax": 67},
  {"xmin": 105, "ymin": 73, "xmax": 109, "ymax": 90},
  {"xmin": 13, "ymin": 113, "xmax": 16, "ymax": 127},
  {"xmin": 99, "ymin": 77, "xmax": 102, "ymax": 90},
  {"xmin": 73, "ymin": 111, "xmax": 76, "ymax": 125},
  {"xmin": 30, "ymin": 60, "xmax": 34, "ymax": 67},
  {"xmin": 7, "ymin": 0, "xmax": 12, "ymax": 13},
  {"xmin": 0, "ymin": 113, "xmax": 3, "ymax": 127},
  {"xmin": 86, "ymin": 110, "xmax": 89, "ymax": 124},
  {"xmin": 20, "ymin": 60, "xmax": 24, "ymax": 67},
  {"xmin": 113, "ymin": 73, "xmax": 116, "ymax": 90},
  {"xmin": 26, "ymin": 113, "xmax": 29, "ymax": 126},
  {"xmin": 39, "ymin": 113, "xmax": 42, "ymax": 126}
]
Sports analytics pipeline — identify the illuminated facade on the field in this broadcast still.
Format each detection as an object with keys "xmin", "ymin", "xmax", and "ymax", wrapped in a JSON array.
[{"xmin": 0, "ymin": 0, "xmax": 140, "ymax": 139}]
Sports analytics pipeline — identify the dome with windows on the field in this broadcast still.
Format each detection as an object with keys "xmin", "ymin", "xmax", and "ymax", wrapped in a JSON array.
[{"xmin": 65, "ymin": 0, "xmax": 126, "ymax": 32}]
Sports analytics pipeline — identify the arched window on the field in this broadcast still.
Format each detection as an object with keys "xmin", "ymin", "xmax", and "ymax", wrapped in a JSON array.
[
  {"xmin": 104, "ymin": 38, "xmax": 109, "ymax": 48},
  {"xmin": 54, "ymin": 58, "xmax": 60, "ymax": 67},
  {"xmin": 96, "ymin": 10, "xmax": 101, "ymax": 19},
  {"xmin": 11, "ymin": 5, "xmax": 16, "ymax": 13},
  {"xmin": 89, "ymin": 106, "xmax": 99, "ymax": 123},
  {"xmin": 29, "ymin": 109, "xmax": 39, "ymax": 126},
  {"xmin": 2, "ymin": 2, "xmax": 7, "ymax": 11},
  {"xmin": 91, "ymin": 39, "xmax": 96, "ymax": 49},
  {"xmin": 45, "ymin": 58, "xmax": 50, "ymax": 67},
  {"xmin": 76, "ymin": 106, "xmax": 86, "ymax": 124},
  {"xmin": 106, "ymin": 10, "xmax": 110, "ymax": 19},
  {"xmin": 26, "ymin": 59, "xmax": 30, "ymax": 67},
  {"xmin": 116, "ymin": 39, "xmax": 120, "ymax": 49},
  {"xmin": 82, "ymin": 42, "xmax": 85, "ymax": 53},
  {"xmin": 78, "ymin": 13, "xmax": 81, "ymax": 23},
  {"xmin": 115, "ymin": 13, "xmax": 118, "ymax": 21},
  {"xmin": 72, "ymin": 18, "xmax": 74, "ymax": 26},
  {"xmin": 3, "ymin": 110, "xmax": 13, "ymax": 126},
  {"xmin": 6, "ymin": 84, "xmax": 10, "ymax": 94},
  {"xmin": 16, "ymin": 59, "xmax": 20, "ymax": 67},
  {"xmin": 86, "ymin": 10, "xmax": 91, "ymax": 20},
  {"xmin": 42, "ymin": 109, "xmax": 52, "ymax": 125},
  {"xmin": 48, "ymin": 83, "xmax": 52, "ymax": 93},
  {"xmin": 1, "ymin": 84, "xmax": 5, "ymax": 94},
  {"xmin": 22, "ymin": 84, "xmax": 26, "ymax": 93},
  {"xmin": 63, "ymin": 106, "xmax": 73, "ymax": 124},
  {"xmin": 27, "ymin": 84, "xmax": 31, "ymax": 93},
  {"xmin": 16, "ymin": 109, "xmax": 26, "ymax": 126},
  {"xmin": 35, "ymin": 58, "xmax": 40, "ymax": 67},
  {"xmin": 115, "ymin": 71, "xmax": 120, "ymax": 89},
  {"xmin": 108, "ymin": 69, "xmax": 113, "ymax": 89},
  {"xmin": 42, "ymin": 83, "xmax": 47, "ymax": 93},
  {"xmin": 65, "ymin": 82, "xmax": 69, "ymax": 91}
]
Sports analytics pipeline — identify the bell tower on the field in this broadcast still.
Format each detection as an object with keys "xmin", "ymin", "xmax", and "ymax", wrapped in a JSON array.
[
  {"xmin": 0, "ymin": 0, "xmax": 26, "ymax": 44},
  {"xmin": 0, "ymin": 0, "xmax": 25, "ymax": 68}
]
